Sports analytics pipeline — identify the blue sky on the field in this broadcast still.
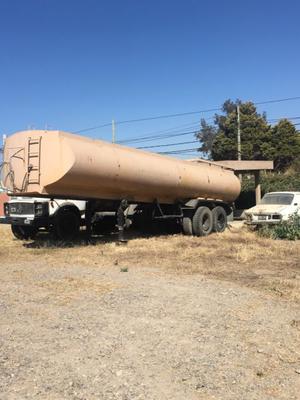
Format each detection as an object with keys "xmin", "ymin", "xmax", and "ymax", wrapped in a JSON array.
[{"xmin": 1, "ymin": 0, "xmax": 300, "ymax": 157}]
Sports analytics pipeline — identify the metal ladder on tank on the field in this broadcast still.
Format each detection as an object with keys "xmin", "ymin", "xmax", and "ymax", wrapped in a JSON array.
[{"xmin": 27, "ymin": 136, "xmax": 42, "ymax": 186}]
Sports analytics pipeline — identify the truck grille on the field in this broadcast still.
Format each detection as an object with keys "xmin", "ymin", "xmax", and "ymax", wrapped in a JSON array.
[{"xmin": 9, "ymin": 202, "xmax": 35, "ymax": 215}]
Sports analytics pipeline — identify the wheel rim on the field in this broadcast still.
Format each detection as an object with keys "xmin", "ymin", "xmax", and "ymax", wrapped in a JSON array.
[
  {"xmin": 217, "ymin": 213, "xmax": 225, "ymax": 230},
  {"xmin": 202, "ymin": 214, "xmax": 211, "ymax": 232}
]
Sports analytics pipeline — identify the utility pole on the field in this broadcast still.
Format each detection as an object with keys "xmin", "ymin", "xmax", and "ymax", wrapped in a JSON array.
[
  {"xmin": 237, "ymin": 105, "xmax": 241, "ymax": 161},
  {"xmin": 112, "ymin": 119, "xmax": 115, "ymax": 143}
]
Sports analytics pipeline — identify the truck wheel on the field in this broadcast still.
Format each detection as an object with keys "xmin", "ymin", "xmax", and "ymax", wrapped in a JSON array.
[
  {"xmin": 182, "ymin": 217, "xmax": 193, "ymax": 235},
  {"xmin": 11, "ymin": 225, "xmax": 38, "ymax": 240},
  {"xmin": 192, "ymin": 206, "xmax": 213, "ymax": 236},
  {"xmin": 54, "ymin": 209, "xmax": 80, "ymax": 240},
  {"xmin": 212, "ymin": 206, "xmax": 227, "ymax": 232}
]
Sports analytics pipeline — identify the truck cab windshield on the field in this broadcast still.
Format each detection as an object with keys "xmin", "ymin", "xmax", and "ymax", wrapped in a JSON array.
[{"xmin": 260, "ymin": 193, "xmax": 294, "ymax": 205}]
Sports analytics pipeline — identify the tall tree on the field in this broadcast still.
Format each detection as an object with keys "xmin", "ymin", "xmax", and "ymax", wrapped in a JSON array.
[
  {"xmin": 270, "ymin": 119, "xmax": 300, "ymax": 171},
  {"xmin": 211, "ymin": 100, "xmax": 271, "ymax": 161},
  {"xmin": 195, "ymin": 119, "xmax": 217, "ymax": 159},
  {"xmin": 196, "ymin": 99, "xmax": 300, "ymax": 171}
]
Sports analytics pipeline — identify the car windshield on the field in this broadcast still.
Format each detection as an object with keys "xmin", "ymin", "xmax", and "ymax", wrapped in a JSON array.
[{"xmin": 260, "ymin": 193, "xmax": 294, "ymax": 205}]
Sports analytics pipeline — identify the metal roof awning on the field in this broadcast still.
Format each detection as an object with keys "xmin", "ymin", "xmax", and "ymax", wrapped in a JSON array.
[
  {"xmin": 213, "ymin": 160, "xmax": 274, "ymax": 205},
  {"xmin": 213, "ymin": 160, "xmax": 273, "ymax": 172}
]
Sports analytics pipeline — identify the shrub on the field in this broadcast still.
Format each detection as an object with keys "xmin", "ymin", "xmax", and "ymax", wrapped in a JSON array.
[
  {"xmin": 258, "ymin": 213, "xmax": 300, "ymax": 240},
  {"xmin": 242, "ymin": 172, "xmax": 300, "ymax": 193}
]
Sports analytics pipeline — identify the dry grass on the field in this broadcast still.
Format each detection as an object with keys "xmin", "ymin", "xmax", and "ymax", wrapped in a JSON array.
[{"xmin": 0, "ymin": 224, "xmax": 299, "ymax": 301}]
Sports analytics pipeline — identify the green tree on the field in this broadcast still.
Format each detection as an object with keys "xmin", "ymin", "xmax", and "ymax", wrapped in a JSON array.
[
  {"xmin": 211, "ymin": 99, "xmax": 271, "ymax": 161},
  {"xmin": 196, "ymin": 99, "xmax": 300, "ymax": 171},
  {"xmin": 269, "ymin": 119, "xmax": 300, "ymax": 171},
  {"xmin": 195, "ymin": 118, "xmax": 217, "ymax": 159}
]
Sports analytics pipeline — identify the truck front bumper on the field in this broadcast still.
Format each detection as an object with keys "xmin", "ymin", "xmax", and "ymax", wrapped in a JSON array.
[
  {"xmin": 0, "ymin": 217, "xmax": 10, "ymax": 225},
  {"xmin": 245, "ymin": 220, "xmax": 282, "ymax": 226},
  {"xmin": 0, "ymin": 216, "xmax": 49, "ymax": 227}
]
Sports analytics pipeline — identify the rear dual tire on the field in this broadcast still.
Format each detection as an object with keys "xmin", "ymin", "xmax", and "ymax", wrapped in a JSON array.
[
  {"xmin": 212, "ymin": 206, "xmax": 227, "ymax": 233},
  {"xmin": 182, "ymin": 205, "xmax": 227, "ymax": 236},
  {"xmin": 192, "ymin": 206, "xmax": 213, "ymax": 236},
  {"xmin": 182, "ymin": 217, "xmax": 193, "ymax": 235}
]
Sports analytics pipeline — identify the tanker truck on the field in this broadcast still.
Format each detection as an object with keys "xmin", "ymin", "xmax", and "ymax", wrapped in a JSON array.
[{"xmin": 0, "ymin": 130, "xmax": 241, "ymax": 239}]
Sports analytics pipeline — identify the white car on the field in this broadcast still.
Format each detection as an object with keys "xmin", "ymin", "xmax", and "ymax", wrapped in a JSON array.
[{"xmin": 245, "ymin": 191, "xmax": 300, "ymax": 225}]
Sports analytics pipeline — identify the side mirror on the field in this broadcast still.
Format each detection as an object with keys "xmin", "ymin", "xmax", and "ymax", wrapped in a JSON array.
[{"xmin": 294, "ymin": 203, "xmax": 298, "ymax": 206}]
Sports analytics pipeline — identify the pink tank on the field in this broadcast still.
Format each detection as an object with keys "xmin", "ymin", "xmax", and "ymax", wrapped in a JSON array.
[{"xmin": 1, "ymin": 130, "xmax": 241, "ymax": 204}]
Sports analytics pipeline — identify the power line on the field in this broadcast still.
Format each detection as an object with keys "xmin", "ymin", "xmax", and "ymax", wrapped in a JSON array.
[
  {"xmin": 74, "ymin": 107, "xmax": 220, "ymax": 135},
  {"xmin": 117, "ymin": 129, "xmax": 199, "ymax": 145},
  {"xmin": 117, "ymin": 125, "xmax": 199, "ymax": 144},
  {"xmin": 120, "ymin": 115, "xmax": 300, "ymax": 147},
  {"xmin": 254, "ymin": 96, "xmax": 300, "ymax": 106},
  {"xmin": 138, "ymin": 118, "xmax": 300, "ymax": 152},
  {"xmin": 158, "ymin": 147, "xmax": 200, "ymax": 155},
  {"xmin": 118, "ymin": 96, "xmax": 300, "ymax": 125},
  {"xmin": 268, "ymin": 116, "xmax": 300, "ymax": 122},
  {"xmin": 73, "ymin": 95, "xmax": 300, "ymax": 135},
  {"xmin": 116, "ymin": 116, "xmax": 214, "ymax": 144},
  {"xmin": 139, "ymin": 117, "xmax": 300, "ymax": 154},
  {"xmin": 137, "ymin": 140, "xmax": 199, "ymax": 149},
  {"xmin": 115, "ymin": 107, "xmax": 221, "ymax": 125},
  {"xmin": 74, "ymin": 122, "xmax": 112, "ymax": 134},
  {"xmin": 120, "ymin": 113, "xmax": 300, "ymax": 147},
  {"xmin": 116, "ymin": 119, "xmax": 202, "ymax": 143}
]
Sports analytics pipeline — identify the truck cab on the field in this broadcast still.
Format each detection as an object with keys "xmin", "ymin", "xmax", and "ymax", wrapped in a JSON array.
[
  {"xmin": 2, "ymin": 196, "xmax": 86, "ymax": 240},
  {"xmin": 245, "ymin": 191, "xmax": 300, "ymax": 225}
]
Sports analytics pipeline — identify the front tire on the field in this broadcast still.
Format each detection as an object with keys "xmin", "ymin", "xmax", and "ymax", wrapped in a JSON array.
[
  {"xmin": 54, "ymin": 209, "xmax": 80, "ymax": 240},
  {"xmin": 192, "ymin": 206, "xmax": 213, "ymax": 236},
  {"xmin": 11, "ymin": 225, "xmax": 38, "ymax": 240}
]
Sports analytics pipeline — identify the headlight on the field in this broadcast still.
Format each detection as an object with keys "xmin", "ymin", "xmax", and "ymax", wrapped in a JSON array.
[
  {"xmin": 4, "ymin": 203, "xmax": 9, "ymax": 216},
  {"xmin": 34, "ymin": 202, "xmax": 49, "ymax": 217},
  {"xmin": 246, "ymin": 214, "xmax": 252, "ymax": 221}
]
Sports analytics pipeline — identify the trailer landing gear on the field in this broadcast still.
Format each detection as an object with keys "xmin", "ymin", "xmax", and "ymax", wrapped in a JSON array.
[
  {"xmin": 85, "ymin": 200, "xmax": 95, "ymax": 244},
  {"xmin": 116, "ymin": 200, "xmax": 128, "ymax": 245}
]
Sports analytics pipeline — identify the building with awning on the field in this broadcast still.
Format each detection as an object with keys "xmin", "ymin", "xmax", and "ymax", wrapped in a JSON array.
[{"xmin": 214, "ymin": 160, "xmax": 274, "ymax": 204}]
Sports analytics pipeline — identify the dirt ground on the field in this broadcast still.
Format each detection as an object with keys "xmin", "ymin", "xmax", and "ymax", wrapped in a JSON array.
[{"xmin": 0, "ymin": 223, "xmax": 299, "ymax": 400}]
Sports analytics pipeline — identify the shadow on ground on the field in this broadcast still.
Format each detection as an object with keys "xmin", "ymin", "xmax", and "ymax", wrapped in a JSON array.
[{"xmin": 23, "ymin": 221, "xmax": 182, "ymax": 249}]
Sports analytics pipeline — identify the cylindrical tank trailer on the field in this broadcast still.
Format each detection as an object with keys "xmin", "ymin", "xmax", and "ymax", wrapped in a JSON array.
[{"xmin": 1, "ymin": 130, "xmax": 241, "ymax": 237}]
